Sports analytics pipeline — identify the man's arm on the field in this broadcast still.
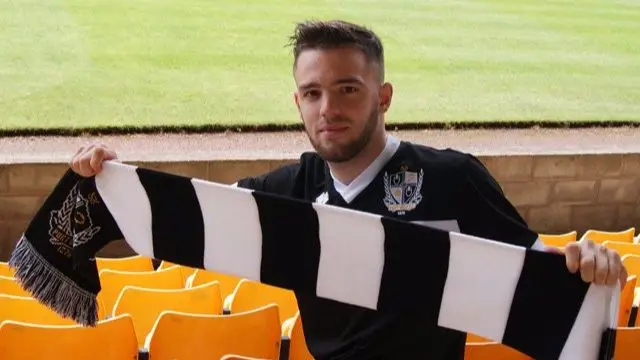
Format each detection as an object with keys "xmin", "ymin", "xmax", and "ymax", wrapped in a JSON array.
[
  {"xmin": 454, "ymin": 154, "xmax": 542, "ymax": 249},
  {"xmin": 233, "ymin": 161, "xmax": 303, "ymax": 197}
]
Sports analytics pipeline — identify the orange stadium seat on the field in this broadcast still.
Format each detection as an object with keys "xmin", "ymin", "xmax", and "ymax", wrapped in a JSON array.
[
  {"xmin": 0, "ymin": 261, "xmax": 15, "ymax": 277},
  {"xmin": 0, "ymin": 294, "xmax": 77, "ymax": 325},
  {"xmin": 145, "ymin": 305, "xmax": 281, "ymax": 360},
  {"xmin": 619, "ymin": 276, "xmax": 637, "ymax": 327},
  {"xmin": 0, "ymin": 314, "xmax": 138, "ymax": 360},
  {"xmin": 622, "ymin": 255, "xmax": 640, "ymax": 279},
  {"xmin": 538, "ymin": 231, "xmax": 577, "ymax": 248},
  {"xmin": 227, "ymin": 278, "xmax": 299, "ymax": 324},
  {"xmin": 581, "ymin": 228, "xmax": 636, "ymax": 244},
  {"xmin": 157, "ymin": 260, "xmax": 197, "ymax": 286},
  {"xmin": 96, "ymin": 254, "xmax": 154, "ymax": 272},
  {"xmin": 112, "ymin": 281, "xmax": 223, "ymax": 347},
  {"xmin": 186, "ymin": 268, "xmax": 243, "ymax": 299},
  {"xmin": 0, "ymin": 275, "xmax": 31, "ymax": 297},
  {"xmin": 603, "ymin": 241, "xmax": 640, "ymax": 257},
  {"xmin": 282, "ymin": 312, "xmax": 313, "ymax": 360},
  {"xmin": 98, "ymin": 265, "xmax": 184, "ymax": 314},
  {"xmin": 464, "ymin": 342, "xmax": 533, "ymax": 360},
  {"xmin": 614, "ymin": 327, "xmax": 640, "ymax": 360}
]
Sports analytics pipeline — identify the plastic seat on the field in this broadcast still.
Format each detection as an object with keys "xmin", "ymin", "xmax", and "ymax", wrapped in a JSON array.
[
  {"xmin": 0, "ymin": 294, "xmax": 77, "ymax": 325},
  {"xmin": 0, "ymin": 262, "xmax": 15, "ymax": 277},
  {"xmin": 603, "ymin": 241, "xmax": 640, "ymax": 257},
  {"xmin": 282, "ymin": 312, "xmax": 313, "ymax": 360},
  {"xmin": 466, "ymin": 333, "xmax": 492, "ymax": 343},
  {"xmin": 157, "ymin": 261, "xmax": 197, "ymax": 286},
  {"xmin": 112, "ymin": 281, "xmax": 223, "ymax": 347},
  {"xmin": 464, "ymin": 342, "xmax": 533, "ymax": 360},
  {"xmin": 614, "ymin": 327, "xmax": 640, "ymax": 360},
  {"xmin": 96, "ymin": 255, "xmax": 154, "ymax": 272},
  {"xmin": 228, "ymin": 279, "xmax": 299, "ymax": 324},
  {"xmin": 0, "ymin": 314, "xmax": 138, "ymax": 360},
  {"xmin": 220, "ymin": 355, "xmax": 272, "ymax": 360},
  {"xmin": 186, "ymin": 269, "xmax": 242, "ymax": 299},
  {"xmin": 622, "ymin": 255, "xmax": 640, "ymax": 279},
  {"xmin": 0, "ymin": 276, "xmax": 31, "ymax": 297},
  {"xmin": 619, "ymin": 276, "xmax": 637, "ymax": 326},
  {"xmin": 98, "ymin": 265, "xmax": 184, "ymax": 315},
  {"xmin": 538, "ymin": 231, "xmax": 577, "ymax": 248},
  {"xmin": 145, "ymin": 304, "xmax": 281, "ymax": 360},
  {"xmin": 581, "ymin": 228, "xmax": 636, "ymax": 244}
]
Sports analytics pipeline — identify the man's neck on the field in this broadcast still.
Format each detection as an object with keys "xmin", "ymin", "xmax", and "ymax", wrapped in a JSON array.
[{"xmin": 328, "ymin": 132, "xmax": 388, "ymax": 186}]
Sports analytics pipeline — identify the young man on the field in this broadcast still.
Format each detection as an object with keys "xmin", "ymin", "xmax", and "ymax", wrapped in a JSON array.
[{"xmin": 70, "ymin": 20, "xmax": 625, "ymax": 360}]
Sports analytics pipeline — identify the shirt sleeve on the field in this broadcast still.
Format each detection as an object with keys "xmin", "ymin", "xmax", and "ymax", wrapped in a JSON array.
[
  {"xmin": 455, "ymin": 154, "xmax": 539, "ymax": 249},
  {"xmin": 234, "ymin": 162, "xmax": 302, "ymax": 197}
]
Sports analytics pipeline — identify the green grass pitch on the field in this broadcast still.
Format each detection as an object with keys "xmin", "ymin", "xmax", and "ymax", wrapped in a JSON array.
[{"xmin": 1, "ymin": 0, "xmax": 639, "ymax": 132}]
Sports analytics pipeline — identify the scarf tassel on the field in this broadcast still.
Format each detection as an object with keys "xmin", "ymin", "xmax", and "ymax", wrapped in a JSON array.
[{"xmin": 8, "ymin": 236, "xmax": 99, "ymax": 327}]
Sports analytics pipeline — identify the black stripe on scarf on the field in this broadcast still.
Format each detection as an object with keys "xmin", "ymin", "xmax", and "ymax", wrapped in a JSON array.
[
  {"xmin": 136, "ymin": 168, "xmax": 205, "ymax": 269},
  {"xmin": 502, "ymin": 249, "xmax": 591, "ymax": 359},
  {"xmin": 252, "ymin": 191, "xmax": 321, "ymax": 295}
]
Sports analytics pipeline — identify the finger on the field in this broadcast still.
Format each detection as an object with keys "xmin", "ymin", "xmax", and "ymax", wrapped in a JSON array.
[
  {"xmin": 593, "ymin": 246, "xmax": 610, "ymax": 285},
  {"xmin": 70, "ymin": 146, "xmax": 85, "ymax": 171},
  {"xmin": 579, "ymin": 241, "xmax": 596, "ymax": 283},
  {"xmin": 90, "ymin": 147, "xmax": 106, "ymax": 173},
  {"xmin": 619, "ymin": 264, "xmax": 628, "ymax": 289},
  {"xmin": 605, "ymin": 250, "xmax": 622, "ymax": 286},
  {"xmin": 564, "ymin": 242, "xmax": 581, "ymax": 273},
  {"xmin": 78, "ymin": 150, "xmax": 96, "ymax": 177}
]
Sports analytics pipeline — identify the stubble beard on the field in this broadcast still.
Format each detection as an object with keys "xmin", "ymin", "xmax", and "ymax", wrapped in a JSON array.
[{"xmin": 305, "ymin": 106, "xmax": 380, "ymax": 163}]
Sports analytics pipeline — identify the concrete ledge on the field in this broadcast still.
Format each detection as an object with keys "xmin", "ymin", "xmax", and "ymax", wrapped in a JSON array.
[{"xmin": 1, "ymin": 152, "xmax": 639, "ymax": 260}]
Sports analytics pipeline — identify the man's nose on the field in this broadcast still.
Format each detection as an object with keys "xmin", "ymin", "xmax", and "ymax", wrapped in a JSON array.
[{"xmin": 319, "ymin": 93, "xmax": 341, "ymax": 119}]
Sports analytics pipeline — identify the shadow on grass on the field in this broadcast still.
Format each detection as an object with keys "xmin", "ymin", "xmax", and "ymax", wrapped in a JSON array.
[{"xmin": 1, "ymin": 120, "xmax": 640, "ymax": 137}]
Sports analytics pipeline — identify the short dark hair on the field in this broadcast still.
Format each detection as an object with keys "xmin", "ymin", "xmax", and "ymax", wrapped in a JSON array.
[{"xmin": 288, "ymin": 20, "xmax": 385, "ymax": 81}]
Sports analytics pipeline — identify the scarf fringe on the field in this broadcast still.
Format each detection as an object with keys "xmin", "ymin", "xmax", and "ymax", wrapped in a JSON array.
[{"xmin": 8, "ymin": 236, "xmax": 99, "ymax": 327}]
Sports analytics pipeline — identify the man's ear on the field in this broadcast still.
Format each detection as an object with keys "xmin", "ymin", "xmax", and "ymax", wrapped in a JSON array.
[{"xmin": 379, "ymin": 82, "xmax": 393, "ymax": 113}]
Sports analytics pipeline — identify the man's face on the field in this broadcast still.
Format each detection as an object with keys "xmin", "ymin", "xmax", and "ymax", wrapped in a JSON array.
[{"xmin": 293, "ymin": 46, "xmax": 391, "ymax": 163}]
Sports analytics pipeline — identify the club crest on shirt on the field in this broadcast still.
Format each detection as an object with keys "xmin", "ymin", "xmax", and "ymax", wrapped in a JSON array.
[
  {"xmin": 383, "ymin": 165, "xmax": 424, "ymax": 214},
  {"xmin": 48, "ymin": 184, "xmax": 101, "ymax": 258}
]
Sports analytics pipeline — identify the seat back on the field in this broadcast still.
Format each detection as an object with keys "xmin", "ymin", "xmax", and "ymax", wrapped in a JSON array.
[
  {"xmin": 0, "ymin": 276, "xmax": 31, "ymax": 297},
  {"xmin": 0, "ymin": 294, "xmax": 76, "ymax": 325},
  {"xmin": 285, "ymin": 312, "xmax": 313, "ymax": 360},
  {"xmin": 229, "ymin": 279, "xmax": 299, "ymax": 324},
  {"xmin": 581, "ymin": 228, "xmax": 636, "ymax": 244},
  {"xmin": 0, "ymin": 262, "xmax": 15, "ymax": 277},
  {"xmin": 538, "ymin": 231, "xmax": 577, "ymax": 248},
  {"xmin": 619, "ymin": 276, "xmax": 637, "ymax": 326},
  {"xmin": 187, "ymin": 269, "xmax": 242, "ymax": 299},
  {"xmin": 146, "ymin": 305, "xmax": 281, "ymax": 360},
  {"xmin": 98, "ymin": 265, "xmax": 184, "ymax": 314},
  {"xmin": 614, "ymin": 327, "xmax": 640, "ymax": 360},
  {"xmin": 603, "ymin": 241, "xmax": 640, "ymax": 257},
  {"xmin": 112, "ymin": 281, "xmax": 223, "ymax": 347},
  {"xmin": 464, "ymin": 342, "xmax": 533, "ymax": 360},
  {"xmin": 157, "ymin": 261, "xmax": 197, "ymax": 286},
  {"xmin": 0, "ymin": 314, "xmax": 138, "ymax": 360},
  {"xmin": 96, "ymin": 255, "xmax": 154, "ymax": 272},
  {"xmin": 622, "ymin": 255, "xmax": 640, "ymax": 279}
]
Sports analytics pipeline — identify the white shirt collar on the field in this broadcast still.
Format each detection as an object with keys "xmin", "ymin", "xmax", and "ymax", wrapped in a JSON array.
[{"xmin": 331, "ymin": 135, "xmax": 401, "ymax": 203}]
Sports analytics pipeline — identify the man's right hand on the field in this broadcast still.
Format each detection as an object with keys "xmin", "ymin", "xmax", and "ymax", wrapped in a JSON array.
[{"xmin": 69, "ymin": 144, "xmax": 118, "ymax": 177}]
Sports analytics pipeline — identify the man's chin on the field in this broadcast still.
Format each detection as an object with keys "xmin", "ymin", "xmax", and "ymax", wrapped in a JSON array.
[{"xmin": 315, "ymin": 145, "xmax": 359, "ymax": 163}]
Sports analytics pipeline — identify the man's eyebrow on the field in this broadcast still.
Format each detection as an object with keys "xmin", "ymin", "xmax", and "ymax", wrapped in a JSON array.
[{"xmin": 298, "ymin": 77, "xmax": 365, "ymax": 91}]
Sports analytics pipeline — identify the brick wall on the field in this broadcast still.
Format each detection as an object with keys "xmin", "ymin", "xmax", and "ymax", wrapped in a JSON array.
[{"xmin": 0, "ymin": 154, "xmax": 638, "ymax": 260}]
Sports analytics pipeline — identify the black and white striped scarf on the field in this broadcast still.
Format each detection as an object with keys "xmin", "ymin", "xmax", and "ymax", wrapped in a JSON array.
[{"xmin": 9, "ymin": 161, "xmax": 619, "ymax": 359}]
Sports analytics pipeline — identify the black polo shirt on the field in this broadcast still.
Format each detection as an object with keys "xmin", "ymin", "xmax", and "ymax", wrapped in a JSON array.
[{"xmin": 236, "ymin": 139, "xmax": 539, "ymax": 360}]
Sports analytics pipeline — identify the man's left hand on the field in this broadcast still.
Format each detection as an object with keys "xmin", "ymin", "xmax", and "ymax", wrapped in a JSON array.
[{"xmin": 562, "ymin": 239, "xmax": 628, "ymax": 288}]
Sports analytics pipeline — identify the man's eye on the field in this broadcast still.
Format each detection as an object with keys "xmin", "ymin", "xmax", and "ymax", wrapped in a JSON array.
[
  {"xmin": 304, "ymin": 90, "xmax": 320, "ymax": 98},
  {"xmin": 342, "ymin": 86, "xmax": 358, "ymax": 94}
]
